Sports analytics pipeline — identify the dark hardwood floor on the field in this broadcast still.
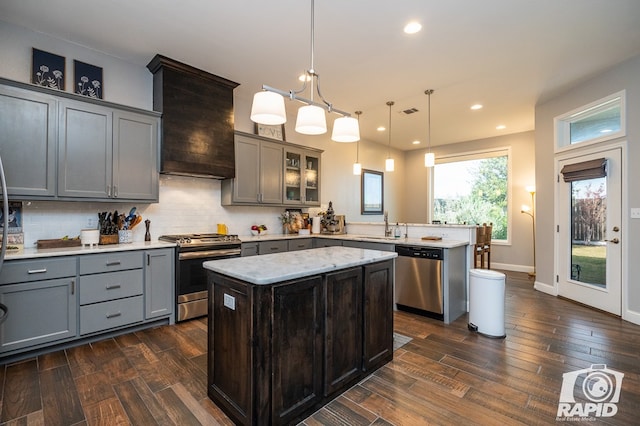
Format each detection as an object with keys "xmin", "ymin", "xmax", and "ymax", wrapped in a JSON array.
[{"xmin": 1, "ymin": 271, "xmax": 639, "ymax": 425}]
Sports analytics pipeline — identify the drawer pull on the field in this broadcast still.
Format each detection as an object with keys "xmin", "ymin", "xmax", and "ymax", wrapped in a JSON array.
[
  {"xmin": 106, "ymin": 261, "xmax": 122, "ymax": 266},
  {"xmin": 27, "ymin": 268, "xmax": 47, "ymax": 274},
  {"xmin": 106, "ymin": 284, "xmax": 122, "ymax": 290},
  {"xmin": 106, "ymin": 312, "xmax": 122, "ymax": 319}
]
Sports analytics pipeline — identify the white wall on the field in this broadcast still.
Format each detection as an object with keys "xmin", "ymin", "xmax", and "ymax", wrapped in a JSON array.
[{"xmin": 535, "ymin": 54, "xmax": 640, "ymax": 323}]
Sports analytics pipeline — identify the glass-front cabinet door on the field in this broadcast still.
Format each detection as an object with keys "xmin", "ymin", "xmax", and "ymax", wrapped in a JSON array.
[
  {"xmin": 284, "ymin": 148, "xmax": 321, "ymax": 206},
  {"xmin": 284, "ymin": 150, "xmax": 302, "ymax": 203},
  {"xmin": 304, "ymin": 153, "xmax": 320, "ymax": 205}
]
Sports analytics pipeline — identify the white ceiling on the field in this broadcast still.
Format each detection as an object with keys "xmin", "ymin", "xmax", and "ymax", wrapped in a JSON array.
[{"xmin": 2, "ymin": 0, "xmax": 640, "ymax": 151}]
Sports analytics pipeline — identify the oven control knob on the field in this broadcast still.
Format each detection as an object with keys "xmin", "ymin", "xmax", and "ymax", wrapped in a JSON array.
[{"xmin": 185, "ymin": 238, "xmax": 192, "ymax": 244}]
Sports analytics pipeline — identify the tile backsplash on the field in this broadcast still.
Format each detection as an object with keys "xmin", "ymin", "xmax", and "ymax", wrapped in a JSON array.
[{"xmin": 19, "ymin": 175, "xmax": 306, "ymax": 247}]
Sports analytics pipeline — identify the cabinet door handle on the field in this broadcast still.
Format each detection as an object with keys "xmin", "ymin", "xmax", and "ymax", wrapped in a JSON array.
[
  {"xmin": 106, "ymin": 260, "xmax": 121, "ymax": 266},
  {"xmin": 71, "ymin": 279, "xmax": 75, "ymax": 295},
  {"xmin": 105, "ymin": 284, "xmax": 121, "ymax": 290},
  {"xmin": 28, "ymin": 268, "xmax": 47, "ymax": 274},
  {"xmin": 106, "ymin": 312, "xmax": 122, "ymax": 319},
  {"xmin": 113, "ymin": 185, "xmax": 118, "ymax": 198},
  {"xmin": 107, "ymin": 185, "xmax": 111, "ymax": 197},
  {"xmin": 147, "ymin": 254, "xmax": 150, "ymax": 266}
]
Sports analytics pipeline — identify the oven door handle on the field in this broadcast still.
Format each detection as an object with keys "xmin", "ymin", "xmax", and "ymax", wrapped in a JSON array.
[{"xmin": 178, "ymin": 249, "xmax": 241, "ymax": 260}]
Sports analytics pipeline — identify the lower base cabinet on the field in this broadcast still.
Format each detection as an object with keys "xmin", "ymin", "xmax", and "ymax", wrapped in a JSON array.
[
  {"xmin": 0, "ymin": 248, "xmax": 174, "ymax": 361},
  {"xmin": 207, "ymin": 259, "xmax": 394, "ymax": 425}
]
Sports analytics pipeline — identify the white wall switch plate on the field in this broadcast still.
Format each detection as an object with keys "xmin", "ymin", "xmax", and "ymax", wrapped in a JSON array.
[
  {"xmin": 631, "ymin": 208, "xmax": 640, "ymax": 219},
  {"xmin": 223, "ymin": 293, "xmax": 236, "ymax": 310}
]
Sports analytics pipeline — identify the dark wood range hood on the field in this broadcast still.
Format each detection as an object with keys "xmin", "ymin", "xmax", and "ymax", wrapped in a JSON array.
[{"xmin": 147, "ymin": 55, "xmax": 239, "ymax": 179}]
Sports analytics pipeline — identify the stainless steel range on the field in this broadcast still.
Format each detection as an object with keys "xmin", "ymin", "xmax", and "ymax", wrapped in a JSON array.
[{"xmin": 159, "ymin": 233, "xmax": 241, "ymax": 322}]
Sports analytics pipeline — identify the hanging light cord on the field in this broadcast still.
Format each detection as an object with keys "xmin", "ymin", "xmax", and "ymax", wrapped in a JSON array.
[
  {"xmin": 355, "ymin": 111, "xmax": 362, "ymax": 161},
  {"xmin": 387, "ymin": 101, "xmax": 394, "ymax": 157},
  {"xmin": 426, "ymin": 89, "xmax": 434, "ymax": 154}
]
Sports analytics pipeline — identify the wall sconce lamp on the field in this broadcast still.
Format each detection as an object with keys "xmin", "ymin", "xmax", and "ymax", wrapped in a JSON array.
[{"xmin": 520, "ymin": 185, "xmax": 536, "ymax": 278}]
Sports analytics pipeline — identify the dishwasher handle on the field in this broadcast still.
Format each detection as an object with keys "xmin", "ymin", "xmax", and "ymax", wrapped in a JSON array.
[{"xmin": 395, "ymin": 245, "xmax": 443, "ymax": 260}]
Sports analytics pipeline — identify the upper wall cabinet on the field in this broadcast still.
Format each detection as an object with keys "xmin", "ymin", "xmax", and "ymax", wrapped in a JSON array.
[
  {"xmin": 221, "ymin": 131, "xmax": 322, "ymax": 207},
  {"xmin": 0, "ymin": 78, "xmax": 160, "ymax": 202},
  {"xmin": 0, "ymin": 83, "xmax": 57, "ymax": 197}
]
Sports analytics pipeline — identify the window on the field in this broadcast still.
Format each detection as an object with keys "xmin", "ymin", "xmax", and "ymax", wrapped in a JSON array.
[
  {"xmin": 432, "ymin": 149, "xmax": 510, "ymax": 241},
  {"xmin": 555, "ymin": 91, "xmax": 625, "ymax": 151}
]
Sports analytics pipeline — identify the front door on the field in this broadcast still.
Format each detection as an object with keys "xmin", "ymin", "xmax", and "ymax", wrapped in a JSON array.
[{"xmin": 557, "ymin": 147, "xmax": 622, "ymax": 315}]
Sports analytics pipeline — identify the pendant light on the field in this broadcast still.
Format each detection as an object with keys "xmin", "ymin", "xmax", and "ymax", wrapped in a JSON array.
[
  {"xmin": 250, "ymin": 0, "xmax": 359, "ymax": 142},
  {"xmin": 424, "ymin": 89, "xmax": 435, "ymax": 167},
  {"xmin": 353, "ymin": 111, "xmax": 362, "ymax": 175},
  {"xmin": 385, "ymin": 101, "xmax": 395, "ymax": 172}
]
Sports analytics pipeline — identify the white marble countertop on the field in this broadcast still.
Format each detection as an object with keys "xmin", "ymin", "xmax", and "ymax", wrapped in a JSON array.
[
  {"xmin": 240, "ymin": 233, "xmax": 468, "ymax": 249},
  {"xmin": 203, "ymin": 246, "xmax": 398, "ymax": 285},
  {"xmin": 4, "ymin": 241, "xmax": 176, "ymax": 260}
]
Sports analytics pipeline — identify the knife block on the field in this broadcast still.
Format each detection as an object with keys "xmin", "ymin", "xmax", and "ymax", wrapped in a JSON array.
[{"xmin": 99, "ymin": 234, "xmax": 119, "ymax": 245}]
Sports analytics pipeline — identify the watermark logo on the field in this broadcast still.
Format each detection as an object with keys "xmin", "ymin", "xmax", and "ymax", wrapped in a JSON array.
[{"xmin": 557, "ymin": 364, "xmax": 624, "ymax": 421}]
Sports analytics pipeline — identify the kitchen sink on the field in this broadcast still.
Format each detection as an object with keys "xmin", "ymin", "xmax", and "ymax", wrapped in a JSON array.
[{"xmin": 360, "ymin": 236, "xmax": 399, "ymax": 241}]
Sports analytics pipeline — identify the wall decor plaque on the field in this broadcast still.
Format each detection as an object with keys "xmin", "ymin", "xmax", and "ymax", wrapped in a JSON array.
[
  {"xmin": 74, "ymin": 60, "xmax": 103, "ymax": 99},
  {"xmin": 31, "ymin": 48, "xmax": 65, "ymax": 90}
]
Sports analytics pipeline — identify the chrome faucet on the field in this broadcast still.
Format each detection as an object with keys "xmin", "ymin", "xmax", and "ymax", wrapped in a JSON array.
[
  {"xmin": 404, "ymin": 223, "xmax": 408, "ymax": 239},
  {"xmin": 384, "ymin": 211, "xmax": 391, "ymax": 237}
]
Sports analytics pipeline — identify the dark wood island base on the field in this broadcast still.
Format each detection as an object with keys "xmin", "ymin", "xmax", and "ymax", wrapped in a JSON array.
[{"xmin": 206, "ymin": 256, "xmax": 394, "ymax": 425}]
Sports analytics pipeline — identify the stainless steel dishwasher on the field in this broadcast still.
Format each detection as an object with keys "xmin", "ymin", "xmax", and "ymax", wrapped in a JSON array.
[{"xmin": 395, "ymin": 245, "xmax": 444, "ymax": 320}]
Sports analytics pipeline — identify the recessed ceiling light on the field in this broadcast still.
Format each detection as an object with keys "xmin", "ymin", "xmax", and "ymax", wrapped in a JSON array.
[
  {"xmin": 404, "ymin": 21, "xmax": 422, "ymax": 34},
  {"xmin": 470, "ymin": 104, "xmax": 483, "ymax": 110},
  {"xmin": 377, "ymin": 126, "xmax": 386, "ymax": 132},
  {"xmin": 496, "ymin": 125, "xmax": 506, "ymax": 130},
  {"xmin": 412, "ymin": 140, "xmax": 421, "ymax": 145}
]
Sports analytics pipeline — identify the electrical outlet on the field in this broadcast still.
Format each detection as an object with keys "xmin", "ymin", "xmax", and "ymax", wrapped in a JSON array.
[
  {"xmin": 87, "ymin": 217, "xmax": 96, "ymax": 229},
  {"xmin": 224, "ymin": 293, "xmax": 236, "ymax": 310},
  {"xmin": 631, "ymin": 208, "xmax": 640, "ymax": 219}
]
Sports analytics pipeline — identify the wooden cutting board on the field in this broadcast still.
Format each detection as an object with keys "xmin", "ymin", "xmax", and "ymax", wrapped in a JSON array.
[
  {"xmin": 421, "ymin": 236, "xmax": 443, "ymax": 241},
  {"xmin": 37, "ymin": 238, "xmax": 81, "ymax": 249}
]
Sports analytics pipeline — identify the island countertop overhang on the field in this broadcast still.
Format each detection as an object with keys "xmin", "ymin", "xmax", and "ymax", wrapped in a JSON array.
[{"xmin": 203, "ymin": 246, "xmax": 398, "ymax": 285}]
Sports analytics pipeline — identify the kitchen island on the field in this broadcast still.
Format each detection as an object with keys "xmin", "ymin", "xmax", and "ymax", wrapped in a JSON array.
[{"xmin": 203, "ymin": 247, "xmax": 397, "ymax": 425}]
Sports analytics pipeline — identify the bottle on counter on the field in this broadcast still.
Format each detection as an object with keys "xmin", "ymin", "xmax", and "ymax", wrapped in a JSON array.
[{"xmin": 394, "ymin": 222, "xmax": 401, "ymax": 238}]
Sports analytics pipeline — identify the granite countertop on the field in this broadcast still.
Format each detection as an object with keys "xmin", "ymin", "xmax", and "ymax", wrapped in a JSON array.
[
  {"xmin": 4, "ymin": 241, "xmax": 177, "ymax": 260},
  {"xmin": 204, "ymin": 246, "xmax": 398, "ymax": 285},
  {"xmin": 240, "ymin": 233, "xmax": 468, "ymax": 249}
]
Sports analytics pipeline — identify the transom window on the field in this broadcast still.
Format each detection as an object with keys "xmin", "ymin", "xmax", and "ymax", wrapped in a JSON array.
[
  {"xmin": 555, "ymin": 91, "xmax": 625, "ymax": 151},
  {"xmin": 432, "ymin": 149, "xmax": 510, "ymax": 242}
]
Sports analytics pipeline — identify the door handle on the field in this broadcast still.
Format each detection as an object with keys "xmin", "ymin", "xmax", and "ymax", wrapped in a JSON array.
[{"xmin": 605, "ymin": 238, "xmax": 619, "ymax": 244}]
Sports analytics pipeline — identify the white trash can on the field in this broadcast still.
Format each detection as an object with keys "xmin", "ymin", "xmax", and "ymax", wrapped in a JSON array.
[{"xmin": 468, "ymin": 269, "xmax": 506, "ymax": 338}]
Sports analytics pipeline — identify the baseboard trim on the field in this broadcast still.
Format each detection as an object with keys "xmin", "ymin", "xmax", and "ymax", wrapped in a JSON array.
[{"xmin": 534, "ymin": 280, "xmax": 557, "ymax": 296}]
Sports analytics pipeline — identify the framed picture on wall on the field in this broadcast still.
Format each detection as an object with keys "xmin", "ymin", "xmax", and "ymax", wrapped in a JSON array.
[
  {"xmin": 74, "ymin": 60, "xmax": 103, "ymax": 99},
  {"xmin": 255, "ymin": 123, "xmax": 285, "ymax": 141},
  {"xmin": 361, "ymin": 169, "xmax": 384, "ymax": 215},
  {"xmin": 31, "ymin": 48, "xmax": 65, "ymax": 90}
]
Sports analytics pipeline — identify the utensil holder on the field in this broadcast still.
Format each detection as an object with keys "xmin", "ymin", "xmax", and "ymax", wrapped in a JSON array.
[{"xmin": 118, "ymin": 230, "xmax": 133, "ymax": 244}]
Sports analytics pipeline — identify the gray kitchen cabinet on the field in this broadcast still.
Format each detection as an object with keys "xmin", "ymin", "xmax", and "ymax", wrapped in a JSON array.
[
  {"xmin": 0, "ymin": 82, "xmax": 57, "ymax": 197},
  {"xmin": 342, "ymin": 240, "xmax": 395, "ymax": 252},
  {"xmin": 78, "ymin": 251, "xmax": 144, "ymax": 335},
  {"xmin": 0, "ymin": 77, "xmax": 159, "ymax": 202},
  {"xmin": 58, "ymin": 100, "xmax": 159, "ymax": 201},
  {"xmin": 0, "ymin": 257, "xmax": 77, "ymax": 355},
  {"xmin": 258, "ymin": 239, "xmax": 288, "ymax": 255},
  {"xmin": 314, "ymin": 238, "xmax": 343, "ymax": 248},
  {"xmin": 113, "ymin": 111, "xmax": 159, "ymax": 201},
  {"xmin": 58, "ymin": 98, "xmax": 112, "ymax": 198},
  {"xmin": 283, "ymin": 147, "xmax": 321, "ymax": 207},
  {"xmin": 222, "ymin": 132, "xmax": 283, "ymax": 204},
  {"xmin": 144, "ymin": 248, "xmax": 174, "ymax": 320},
  {"xmin": 241, "ymin": 242, "xmax": 259, "ymax": 257},
  {"xmin": 288, "ymin": 238, "xmax": 313, "ymax": 251}
]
